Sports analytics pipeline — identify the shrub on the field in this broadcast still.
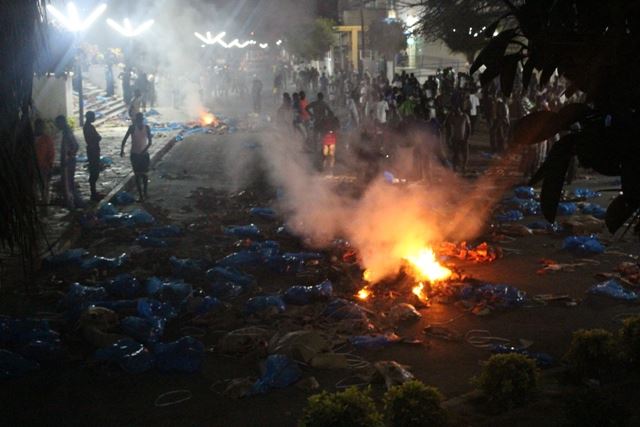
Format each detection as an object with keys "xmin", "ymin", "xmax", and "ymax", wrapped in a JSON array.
[
  {"xmin": 298, "ymin": 386, "xmax": 383, "ymax": 427},
  {"xmin": 564, "ymin": 329, "xmax": 619, "ymax": 379},
  {"xmin": 383, "ymin": 380, "xmax": 447, "ymax": 427},
  {"xmin": 619, "ymin": 315, "xmax": 640, "ymax": 365},
  {"xmin": 473, "ymin": 353, "xmax": 538, "ymax": 408}
]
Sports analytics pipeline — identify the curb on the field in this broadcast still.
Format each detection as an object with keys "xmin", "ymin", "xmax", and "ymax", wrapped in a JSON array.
[{"xmin": 48, "ymin": 133, "xmax": 180, "ymax": 255}]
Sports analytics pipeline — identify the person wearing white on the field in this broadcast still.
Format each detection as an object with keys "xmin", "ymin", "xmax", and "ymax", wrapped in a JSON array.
[
  {"xmin": 468, "ymin": 91, "xmax": 480, "ymax": 134},
  {"xmin": 375, "ymin": 96, "xmax": 389, "ymax": 125}
]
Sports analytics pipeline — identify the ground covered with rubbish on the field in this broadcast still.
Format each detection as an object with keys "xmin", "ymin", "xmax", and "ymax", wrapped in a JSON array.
[{"xmin": 2, "ymin": 131, "xmax": 640, "ymax": 426}]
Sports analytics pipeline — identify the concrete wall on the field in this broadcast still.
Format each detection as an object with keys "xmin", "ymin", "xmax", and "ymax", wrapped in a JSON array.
[{"xmin": 32, "ymin": 74, "xmax": 73, "ymax": 120}]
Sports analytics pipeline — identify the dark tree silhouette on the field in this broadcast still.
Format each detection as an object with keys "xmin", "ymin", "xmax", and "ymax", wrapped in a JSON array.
[
  {"xmin": 470, "ymin": 0, "xmax": 640, "ymax": 233},
  {"xmin": 368, "ymin": 20, "xmax": 407, "ymax": 62}
]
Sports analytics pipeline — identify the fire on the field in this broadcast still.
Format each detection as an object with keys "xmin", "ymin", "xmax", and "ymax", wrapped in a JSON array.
[
  {"xmin": 412, "ymin": 282, "xmax": 428, "ymax": 302},
  {"xmin": 200, "ymin": 112, "xmax": 218, "ymax": 126},
  {"xmin": 404, "ymin": 247, "xmax": 452, "ymax": 283},
  {"xmin": 357, "ymin": 287, "xmax": 371, "ymax": 301},
  {"xmin": 362, "ymin": 269, "xmax": 372, "ymax": 282}
]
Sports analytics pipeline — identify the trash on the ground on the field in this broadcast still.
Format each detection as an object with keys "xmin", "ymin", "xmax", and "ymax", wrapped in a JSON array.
[
  {"xmin": 218, "ymin": 327, "xmax": 272, "ymax": 354},
  {"xmin": 94, "ymin": 338, "xmax": 154, "ymax": 374},
  {"xmin": 137, "ymin": 298, "xmax": 178, "ymax": 321},
  {"xmin": 503, "ymin": 197, "xmax": 540, "ymax": 215},
  {"xmin": 496, "ymin": 210, "xmax": 524, "ymax": 222},
  {"xmin": 120, "ymin": 316, "xmax": 165, "ymax": 344},
  {"xmin": 170, "ymin": 256, "xmax": 206, "ymax": 279},
  {"xmin": 97, "ymin": 203, "xmax": 119, "ymax": 218},
  {"xmin": 514, "ymin": 186, "xmax": 536, "ymax": 199},
  {"xmin": 146, "ymin": 277, "xmax": 193, "ymax": 306},
  {"xmin": 250, "ymin": 354, "xmax": 302, "ymax": 395},
  {"xmin": 249, "ymin": 207, "xmax": 277, "ymax": 221},
  {"xmin": 563, "ymin": 235, "xmax": 605, "ymax": 256},
  {"xmin": 537, "ymin": 258, "xmax": 599, "ymax": 274},
  {"xmin": 268, "ymin": 330, "xmax": 330, "ymax": 363},
  {"xmin": 371, "ymin": 360, "xmax": 415, "ymax": 389},
  {"xmin": 130, "ymin": 209, "xmax": 156, "ymax": 225},
  {"xmin": 79, "ymin": 307, "xmax": 124, "ymax": 348},
  {"xmin": 206, "ymin": 281, "xmax": 243, "ymax": 299},
  {"xmin": 528, "ymin": 221, "xmax": 563, "ymax": 233},
  {"xmin": 244, "ymin": 295, "xmax": 286, "ymax": 315},
  {"xmin": 557, "ymin": 202, "xmax": 578, "ymax": 216},
  {"xmin": 0, "ymin": 349, "xmax": 39, "ymax": 379},
  {"xmin": 153, "ymin": 336, "xmax": 204, "ymax": 373},
  {"xmin": 580, "ymin": 204, "xmax": 606, "ymax": 219},
  {"xmin": 146, "ymin": 225, "xmax": 184, "ymax": 238},
  {"xmin": 349, "ymin": 333, "xmax": 401, "ymax": 349},
  {"xmin": 207, "ymin": 266, "xmax": 255, "ymax": 288},
  {"xmin": 388, "ymin": 303, "xmax": 422, "ymax": 323},
  {"xmin": 296, "ymin": 376, "xmax": 321, "ymax": 391},
  {"xmin": 495, "ymin": 223, "xmax": 533, "ymax": 237},
  {"xmin": 224, "ymin": 224, "xmax": 262, "ymax": 239},
  {"xmin": 81, "ymin": 253, "xmax": 129, "ymax": 271},
  {"xmin": 323, "ymin": 299, "xmax": 369, "ymax": 321},
  {"xmin": 588, "ymin": 279, "xmax": 639, "ymax": 301},
  {"xmin": 62, "ymin": 283, "xmax": 108, "ymax": 308},
  {"xmin": 44, "ymin": 248, "xmax": 89, "ymax": 268},
  {"xmin": 310, "ymin": 353, "xmax": 350, "ymax": 370},
  {"xmin": 561, "ymin": 215, "xmax": 605, "ymax": 234},
  {"xmin": 571, "ymin": 188, "xmax": 601, "ymax": 199},
  {"xmin": 112, "ymin": 191, "xmax": 136, "ymax": 206},
  {"xmin": 104, "ymin": 274, "xmax": 142, "ymax": 299},
  {"xmin": 135, "ymin": 235, "xmax": 168, "ymax": 248},
  {"xmin": 222, "ymin": 377, "xmax": 255, "ymax": 399},
  {"xmin": 438, "ymin": 241, "xmax": 501, "ymax": 263},
  {"xmin": 445, "ymin": 282, "xmax": 527, "ymax": 309},
  {"xmin": 490, "ymin": 343, "xmax": 554, "ymax": 367},
  {"xmin": 283, "ymin": 280, "xmax": 333, "ymax": 305},
  {"xmin": 423, "ymin": 325, "xmax": 462, "ymax": 341}
]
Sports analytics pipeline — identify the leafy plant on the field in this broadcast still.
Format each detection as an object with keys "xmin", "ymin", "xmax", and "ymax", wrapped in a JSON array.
[
  {"xmin": 286, "ymin": 18, "xmax": 336, "ymax": 61},
  {"xmin": 473, "ymin": 353, "xmax": 538, "ymax": 408},
  {"xmin": 383, "ymin": 380, "xmax": 448, "ymax": 427},
  {"xmin": 298, "ymin": 386, "xmax": 383, "ymax": 427},
  {"xmin": 619, "ymin": 315, "xmax": 640, "ymax": 365},
  {"xmin": 564, "ymin": 329, "xmax": 619, "ymax": 379},
  {"xmin": 468, "ymin": 0, "xmax": 640, "ymax": 231},
  {"xmin": 368, "ymin": 20, "xmax": 407, "ymax": 61}
]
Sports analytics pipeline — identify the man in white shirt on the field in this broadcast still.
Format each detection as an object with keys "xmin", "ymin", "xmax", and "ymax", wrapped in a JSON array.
[
  {"xmin": 468, "ymin": 90, "xmax": 480, "ymax": 134},
  {"xmin": 375, "ymin": 94, "xmax": 389, "ymax": 126}
]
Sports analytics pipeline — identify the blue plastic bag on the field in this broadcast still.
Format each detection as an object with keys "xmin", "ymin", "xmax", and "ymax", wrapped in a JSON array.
[
  {"xmin": 571, "ymin": 188, "xmax": 601, "ymax": 199},
  {"xmin": 323, "ymin": 299, "xmax": 368, "ymax": 320},
  {"xmin": 563, "ymin": 235, "xmax": 605, "ymax": 256},
  {"xmin": 95, "ymin": 338, "xmax": 154, "ymax": 374},
  {"xmin": 97, "ymin": 203, "xmax": 119, "ymax": 218},
  {"xmin": 250, "ymin": 354, "xmax": 302, "ymax": 395},
  {"xmin": 146, "ymin": 225, "xmax": 184, "ymax": 238},
  {"xmin": 104, "ymin": 274, "xmax": 142, "ymax": 299},
  {"xmin": 0, "ymin": 349, "xmax": 39, "ymax": 379},
  {"xmin": 588, "ymin": 279, "xmax": 638, "ymax": 301},
  {"xmin": 249, "ymin": 207, "xmax": 277, "ymax": 221},
  {"xmin": 496, "ymin": 210, "xmax": 524, "ymax": 222},
  {"xmin": 100, "ymin": 156, "xmax": 113, "ymax": 166},
  {"xmin": 91, "ymin": 299, "xmax": 139, "ymax": 314},
  {"xmin": 153, "ymin": 336, "xmax": 204, "ymax": 373},
  {"xmin": 206, "ymin": 281, "xmax": 243, "ymax": 299},
  {"xmin": 284, "ymin": 280, "xmax": 333, "ymax": 305},
  {"xmin": 557, "ymin": 202, "xmax": 577, "ymax": 216},
  {"xmin": 194, "ymin": 296, "xmax": 223, "ymax": 315},
  {"xmin": 528, "ymin": 221, "xmax": 563, "ymax": 232},
  {"xmin": 120, "ymin": 316, "xmax": 165, "ymax": 344},
  {"xmin": 137, "ymin": 298, "xmax": 178, "ymax": 321},
  {"xmin": 62, "ymin": 283, "xmax": 108, "ymax": 308},
  {"xmin": 245, "ymin": 296, "xmax": 286, "ymax": 315},
  {"xmin": 514, "ymin": 186, "xmax": 536, "ymax": 199},
  {"xmin": 81, "ymin": 253, "xmax": 129, "ymax": 270},
  {"xmin": 145, "ymin": 277, "xmax": 192, "ymax": 305},
  {"xmin": 581, "ymin": 203, "xmax": 606, "ymax": 219},
  {"xmin": 18, "ymin": 333, "xmax": 64, "ymax": 364},
  {"xmin": 130, "ymin": 209, "xmax": 156, "ymax": 225},
  {"xmin": 349, "ymin": 333, "xmax": 400, "ymax": 349},
  {"xmin": 101, "ymin": 213, "xmax": 135, "ymax": 227},
  {"xmin": 112, "ymin": 191, "xmax": 136, "ymax": 206},
  {"xmin": 473, "ymin": 284, "xmax": 527, "ymax": 308},
  {"xmin": 135, "ymin": 235, "xmax": 168, "ymax": 248},
  {"xmin": 223, "ymin": 224, "xmax": 262, "ymax": 239},
  {"xmin": 44, "ymin": 248, "xmax": 88, "ymax": 268},
  {"xmin": 170, "ymin": 256, "xmax": 206, "ymax": 279},
  {"xmin": 217, "ymin": 251, "xmax": 263, "ymax": 268},
  {"xmin": 206, "ymin": 267, "xmax": 255, "ymax": 288}
]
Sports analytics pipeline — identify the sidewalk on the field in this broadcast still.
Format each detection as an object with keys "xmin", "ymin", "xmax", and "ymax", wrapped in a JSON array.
[{"xmin": 39, "ymin": 107, "xmax": 192, "ymax": 253}]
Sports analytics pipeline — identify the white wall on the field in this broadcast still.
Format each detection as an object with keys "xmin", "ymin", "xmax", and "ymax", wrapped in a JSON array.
[{"xmin": 32, "ymin": 74, "xmax": 73, "ymax": 120}]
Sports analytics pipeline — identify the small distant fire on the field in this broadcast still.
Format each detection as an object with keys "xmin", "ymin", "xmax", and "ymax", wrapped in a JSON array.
[
  {"xmin": 357, "ymin": 287, "xmax": 371, "ymax": 301},
  {"xmin": 200, "ymin": 112, "xmax": 218, "ymax": 127}
]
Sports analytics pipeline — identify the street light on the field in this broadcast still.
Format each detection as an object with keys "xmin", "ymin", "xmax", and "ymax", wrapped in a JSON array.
[
  {"xmin": 106, "ymin": 18, "xmax": 154, "ymax": 38},
  {"xmin": 46, "ymin": 2, "xmax": 107, "ymax": 126}
]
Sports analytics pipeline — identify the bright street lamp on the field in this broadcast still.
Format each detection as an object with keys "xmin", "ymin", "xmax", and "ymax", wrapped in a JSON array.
[{"xmin": 46, "ymin": 2, "xmax": 107, "ymax": 126}]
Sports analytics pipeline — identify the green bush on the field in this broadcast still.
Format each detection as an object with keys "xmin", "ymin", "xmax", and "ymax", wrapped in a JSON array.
[
  {"xmin": 473, "ymin": 353, "xmax": 538, "ymax": 408},
  {"xmin": 383, "ymin": 380, "xmax": 447, "ymax": 427},
  {"xmin": 619, "ymin": 316, "xmax": 640, "ymax": 365},
  {"xmin": 564, "ymin": 329, "xmax": 619, "ymax": 379},
  {"xmin": 298, "ymin": 386, "xmax": 383, "ymax": 427}
]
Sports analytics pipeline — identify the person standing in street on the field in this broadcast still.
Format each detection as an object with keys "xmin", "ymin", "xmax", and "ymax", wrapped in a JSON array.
[
  {"xmin": 34, "ymin": 118, "xmax": 55, "ymax": 214},
  {"xmin": 121, "ymin": 112, "xmax": 152, "ymax": 201},
  {"xmin": 55, "ymin": 115, "xmax": 84, "ymax": 210},
  {"xmin": 444, "ymin": 106, "xmax": 471, "ymax": 173},
  {"xmin": 83, "ymin": 111, "xmax": 103, "ymax": 202},
  {"xmin": 468, "ymin": 90, "xmax": 480, "ymax": 134},
  {"xmin": 251, "ymin": 76, "xmax": 263, "ymax": 114}
]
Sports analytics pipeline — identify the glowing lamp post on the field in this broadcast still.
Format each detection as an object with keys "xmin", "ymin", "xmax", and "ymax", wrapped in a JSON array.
[
  {"xmin": 46, "ymin": 2, "xmax": 107, "ymax": 126},
  {"xmin": 107, "ymin": 19, "xmax": 155, "ymax": 105}
]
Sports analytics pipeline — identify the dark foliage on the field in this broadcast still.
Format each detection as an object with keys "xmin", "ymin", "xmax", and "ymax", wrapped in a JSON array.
[
  {"xmin": 368, "ymin": 20, "xmax": 407, "ymax": 60},
  {"xmin": 469, "ymin": 0, "xmax": 640, "ymax": 229}
]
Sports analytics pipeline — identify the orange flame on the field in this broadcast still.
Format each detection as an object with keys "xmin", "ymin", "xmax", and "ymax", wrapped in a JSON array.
[
  {"xmin": 357, "ymin": 287, "xmax": 371, "ymax": 301},
  {"xmin": 404, "ymin": 247, "xmax": 452, "ymax": 283},
  {"xmin": 200, "ymin": 112, "xmax": 218, "ymax": 126},
  {"xmin": 412, "ymin": 282, "xmax": 428, "ymax": 302}
]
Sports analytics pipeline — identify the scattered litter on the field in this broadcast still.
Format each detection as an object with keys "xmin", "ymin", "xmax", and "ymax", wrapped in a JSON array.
[
  {"xmin": 206, "ymin": 281, "xmax": 243, "ymax": 299},
  {"xmin": 130, "ymin": 209, "xmax": 155, "ymax": 225},
  {"xmin": 537, "ymin": 258, "xmax": 599, "ymax": 274},
  {"xmin": 224, "ymin": 224, "xmax": 262, "ymax": 239},
  {"xmin": 323, "ymin": 299, "xmax": 369, "ymax": 321},
  {"xmin": 81, "ymin": 253, "xmax": 128, "ymax": 270},
  {"xmin": 249, "ymin": 207, "xmax": 277, "ymax": 221},
  {"xmin": 588, "ymin": 279, "xmax": 639, "ymax": 301},
  {"xmin": 62, "ymin": 283, "xmax": 108, "ymax": 308},
  {"xmin": 490, "ymin": 344, "xmax": 554, "ymax": 367},
  {"xmin": 207, "ymin": 267, "xmax": 255, "ymax": 288},
  {"xmin": 105, "ymin": 274, "xmax": 142, "ymax": 299},
  {"xmin": 423, "ymin": 325, "xmax": 462, "ymax": 341},
  {"xmin": 44, "ymin": 248, "xmax": 88, "ymax": 268},
  {"xmin": 438, "ymin": 241, "xmax": 500, "ymax": 262},
  {"xmin": 154, "ymin": 389, "xmax": 192, "ymax": 407},
  {"xmin": 135, "ymin": 235, "xmax": 168, "ymax": 248},
  {"xmin": 561, "ymin": 215, "xmax": 605, "ymax": 234},
  {"xmin": 580, "ymin": 204, "xmax": 606, "ymax": 219},
  {"xmin": 244, "ymin": 296, "xmax": 286, "ymax": 315},
  {"xmin": 283, "ymin": 280, "xmax": 333, "ymax": 305},
  {"xmin": 388, "ymin": 303, "xmax": 422, "ymax": 323},
  {"xmin": 218, "ymin": 327, "xmax": 272, "ymax": 354},
  {"xmin": 95, "ymin": 338, "xmax": 154, "ymax": 374},
  {"xmin": 268, "ymin": 330, "xmax": 330, "ymax": 363},
  {"xmin": 563, "ymin": 235, "xmax": 605, "ymax": 256},
  {"xmin": 154, "ymin": 336, "xmax": 204, "ymax": 373},
  {"xmin": 170, "ymin": 256, "xmax": 206, "ymax": 279},
  {"xmin": 496, "ymin": 210, "xmax": 524, "ymax": 222},
  {"xmin": 514, "ymin": 186, "xmax": 536, "ymax": 199},
  {"xmin": 371, "ymin": 360, "xmax": 415, "ymax": 389},
  {"xmin": 120, "ymin": 316, "xmax": 165, "ymax": 344},
  {"xmin": 571, "ymin": 188, "xmax": 601, "ymax": 199},
  {"xmin": 557, "ymin": 202, "xmax": 578, "ymax": 216},
  {"xmin": 250, "ymin": 354, "xmax": 302, "ymax": 395},
  {"xmin": 349, "ymin": 333, "xmax": 401, "ymax": 349},
  {"xmin": 146, "ymin": 225, "xmax": 184, "ymax": 238}
]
